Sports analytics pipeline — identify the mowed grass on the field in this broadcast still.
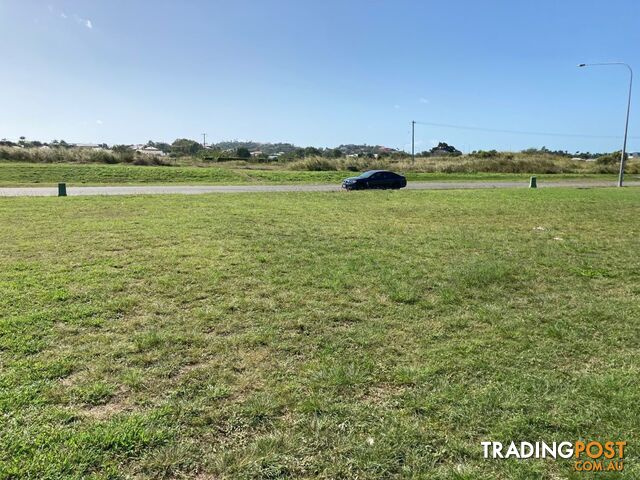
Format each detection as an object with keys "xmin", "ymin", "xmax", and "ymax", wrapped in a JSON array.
[
  {"xmin": 1, "ymin": 188, "xmax": 639, "ymax": 479},
  {"xmin": 0, "ymin": 161, "xmax": 621, "ymax": 187},
  {"xmin": 0, "ymin": 162, "xmax": 345, "ymax": 186}
]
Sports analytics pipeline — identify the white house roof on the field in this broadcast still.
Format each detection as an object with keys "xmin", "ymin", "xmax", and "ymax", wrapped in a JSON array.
[{"xmin": 73, "ymin": 143, "xmax": 101, "ymax": 148}]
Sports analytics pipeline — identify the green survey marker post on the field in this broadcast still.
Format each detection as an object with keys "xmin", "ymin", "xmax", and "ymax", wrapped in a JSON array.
[
  {"xmin": 529, "ymin": 176, "xmax": 537, "ymax": 189},
  {"xmin": 58, "ymin": 183, "xmax": 67, "ymax": 197}
]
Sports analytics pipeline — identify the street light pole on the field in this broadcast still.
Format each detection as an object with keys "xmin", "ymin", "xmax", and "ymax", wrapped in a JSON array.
[{"xmin": 578, "ymin": 62, "xmax": 633, "ymax": 187}]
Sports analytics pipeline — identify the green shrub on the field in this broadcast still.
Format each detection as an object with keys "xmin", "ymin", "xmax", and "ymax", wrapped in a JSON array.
[
  {"xmin": 289, "ymin": 157, "xmax": 339, "ymax": 171},
  {"xmin": 342, "ymin": 157, "xmax": 389, "ymax": 172},
  {"xmin": 596, "ymin": 152, "xmax": 623, "ymax": 165},
  {"xmin": 0, "ymin": 146, "xmax": 122, "ymax": 164},
  {"xmin": 471, "ymin": 150, "xmax": 499, "ymax": 158}
]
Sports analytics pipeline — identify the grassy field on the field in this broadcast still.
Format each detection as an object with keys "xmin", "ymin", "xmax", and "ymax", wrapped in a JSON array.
[
  {"xmin": 1, "ymin": 188, "xmax": 639, "ymax": 479},
  {"xmin": 0, "ymin": 161, "xmax": 625, "ymax": 187}
]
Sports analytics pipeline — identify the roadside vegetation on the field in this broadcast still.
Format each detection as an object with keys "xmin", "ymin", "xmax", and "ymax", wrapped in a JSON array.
[
  {"xmin": 288, "ymin": 152, "xmax": 639, "ymax": 175},
  {"xmin": 1, "ymin": 188, "xmax": 639, "ymax": 478},
  {"xmin": 1, "ymin": 142, "xmax": 638, "ymax": 178},
  {"xmin": 1, "ymin": 144, "xmax": 639, "ymax": 187}
]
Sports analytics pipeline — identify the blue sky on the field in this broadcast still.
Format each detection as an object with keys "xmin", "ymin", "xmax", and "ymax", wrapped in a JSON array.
[{"xmin": 1, "ymin": 0, "xmax": 638, "ymax": 152}]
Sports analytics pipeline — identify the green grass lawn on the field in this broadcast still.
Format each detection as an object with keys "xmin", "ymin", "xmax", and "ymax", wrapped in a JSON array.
[
  {"xmin": 1, "ymin": 188, "xmax": 639, "ymax": 479},
  {"xmin": 0, "ymin": 161, "xmax": 622, "ymax": 186}
]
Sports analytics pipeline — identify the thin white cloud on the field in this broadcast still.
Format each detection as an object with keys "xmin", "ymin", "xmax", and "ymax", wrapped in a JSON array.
[
  {"xmin": 419, "ymin": 97, "xmax": 429, "ymax": 104},
  {"xmin": 73, "ymin": 14, "xmax": 90, "ymax": 28},
  {"xmin": 54, "ymin": 12, "xmax": 93, "ymax": 29},
  {"xmin": 96, "ymin": 120, "xmax": 103, "ymax": 125}
]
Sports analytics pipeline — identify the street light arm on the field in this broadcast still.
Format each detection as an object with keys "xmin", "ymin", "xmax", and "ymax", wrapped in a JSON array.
[
  {"xmin": 580, "ymin": 61, "xmax": 631, "ymax": 70},
  {"xmin": 579, "ymin": 62, "xmax": 633, "ymax": 85}
]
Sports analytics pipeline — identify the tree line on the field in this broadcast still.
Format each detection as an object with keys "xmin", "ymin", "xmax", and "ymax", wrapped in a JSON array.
[{"xmin": 0, "ymin": 136, "xmax": 622, "ymax": 161}]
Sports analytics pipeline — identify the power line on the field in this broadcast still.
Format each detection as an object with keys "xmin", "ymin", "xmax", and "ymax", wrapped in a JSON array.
[{"xmin": 413, "ymin": 120, "xmax": 639, "ymax": 140}]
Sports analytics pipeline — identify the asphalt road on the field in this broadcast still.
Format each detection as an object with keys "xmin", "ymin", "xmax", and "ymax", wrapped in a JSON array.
[{"xmin": 1, "ymin": 180, "xmax": 639, "ymax": 197}]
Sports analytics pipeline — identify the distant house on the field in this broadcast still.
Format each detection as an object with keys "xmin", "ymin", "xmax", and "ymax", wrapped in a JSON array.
[
  {"xmin": 430, "ymin": 148, "xmax": 452, "ymax": 156},
  {"xmin": 135, "ymin": 146, "xmax": 167, "ymax": 157},
  {"xmin": 250, "ymin": 150, "xmax": 263, "ymax": 157},
  {"xmin": 629, "ymin": 152, "xmax": 640, "ymax": 159},
  {"xmin": 73, "ymin": 143, "xmax": 104, "ymax": 150}
]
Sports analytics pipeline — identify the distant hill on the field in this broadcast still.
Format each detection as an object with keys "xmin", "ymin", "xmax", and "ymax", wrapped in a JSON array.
[
  {"xmin": 337, "ymin": 144, "xmax": 399, "ymax": 155},
  {"xmin": 1, "ymin": 137, "xmax": 402, "ymax": 157},
  {"xmin": 210, "ymin": 141, "xmax": 400, "ymax": 156},
  {"xmin": 211, "ymin": 141, "xmax": 299, "ymax": 155}
]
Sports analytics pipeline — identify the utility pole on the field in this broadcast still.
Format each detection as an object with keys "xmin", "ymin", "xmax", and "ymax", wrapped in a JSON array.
[
  {"xmin": 411, "ymin": 120, "xmax": 415, "ymax": 162},
  {"xmin": 202, "ymin": 133, "xmax": 207, "ymax": 148}
]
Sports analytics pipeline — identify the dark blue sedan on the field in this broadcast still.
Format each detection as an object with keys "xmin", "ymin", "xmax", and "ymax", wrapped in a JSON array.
[{"xmin": 342, "ymin": 170, "xmax": 407, "ymax": 190}]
